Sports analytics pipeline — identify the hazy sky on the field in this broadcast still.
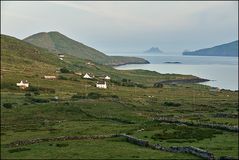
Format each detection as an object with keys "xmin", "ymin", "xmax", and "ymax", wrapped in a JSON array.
[{"xmin": 1, "ymin": 1, "xmax": 238, "ymax": 54}]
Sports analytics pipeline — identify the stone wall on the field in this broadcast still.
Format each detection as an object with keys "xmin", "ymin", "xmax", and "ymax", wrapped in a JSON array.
[
  {"xmin": 154, "ymin": 117, "xmax": 238, "ymax": 132},
  {"xmin": 8, "ymin": 134, "xmax": 117, "ymax": 147},
  {"xmin": 119, "ymin": 134, "xmax": 215, "ymax": 160}
]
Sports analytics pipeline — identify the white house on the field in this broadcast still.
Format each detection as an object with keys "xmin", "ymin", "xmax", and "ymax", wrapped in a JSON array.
[
  {"xmin": 44, "ymin": 75, "xmax": 57, "ymax": 80},
  {"xmin": 83, "ymin": 73, "xmax": 94, "ymax": 79},
  {"xmin": 16, "ymin": 80, "xmax": 29, "ymax": 89},
  {"xmin": 58, "ymin": 54, "xmax": 64, "ymax": 60},
  {"xmin": 58, "ymin": 54, "xmax": 64, "ymax": 58},
  {"xmin": 75, "ymin": 72, "xmax": 82, "ymax": 76},
  {"xmin": 104, "ymin": 75, "xmax": 111, "ymax": 80},
  {"xmin": 96, "ymin": 81, "xmax": 107, "ymax": 89}
]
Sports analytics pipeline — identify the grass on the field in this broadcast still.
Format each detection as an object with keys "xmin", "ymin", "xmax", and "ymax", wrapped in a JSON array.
[{"xmin": 1, "ymin": 34, "xmax": 238, "ymax": 159}]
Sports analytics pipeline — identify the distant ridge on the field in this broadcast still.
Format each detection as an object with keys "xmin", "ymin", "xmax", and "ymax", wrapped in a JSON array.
[
  {"xmin": 183, "ymin": 40, "xmax": 238, "ymax": 57},
  {"xmin": 23, "ymin": 31, "xmax": 149, "ymax": 66},
  {"xmin": 144, "ymin": 47, "xmax": 163, "ymax": 53}
]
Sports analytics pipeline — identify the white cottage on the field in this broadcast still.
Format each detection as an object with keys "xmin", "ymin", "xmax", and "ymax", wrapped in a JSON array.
[
  {"xmin": 104, "ymin": 75, "xmax": 111, "ymax": 80},
  {"xmin": 96, "ymin": 81, "xmax": 107, "ymax": 89},
  {"xmin": 44, "ymin": 75, "xmax": 57, "ymax": 80},
  {"xmin": 83, "ymin": 73, "xmax": 94, "ymax": 79},
  {"xmin": 58, "ymin": 54, "xmax": 64, "ymax": 60},
  {"xmin": 16, "ymin": 80, "xmax": 29, "ymax": 89}
]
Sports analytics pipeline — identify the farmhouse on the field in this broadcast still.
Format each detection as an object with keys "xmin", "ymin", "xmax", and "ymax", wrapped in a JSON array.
[
  {"xmin": 58, "ymin": 54, "xmax": 64, "ymax": 60},
  {"xmin": 96, "ymin": 81, "xmax": 107, "ymax": 89},
  {"xmin": 44, "ymin": 75, "xmax": 57, "ymax": 80},
  {"xmin": 104, "ymin": 75, "xmax": 111, "ymax": 80},
  {"xmin": 16, "ymin": 80, "xmax": 29, "ymax": 89},
  {"xmin": 83, "ymin": 73, "xmax": 94, "ymax": 79},
  {"xmin": 74, "ymin": 72, "xmax": 82, "ymax": 76}
]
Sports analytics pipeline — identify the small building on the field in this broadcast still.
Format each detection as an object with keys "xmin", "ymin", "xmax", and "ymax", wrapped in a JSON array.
[
  {"xmin": 44, "ymin": 75, "xmax": 57, "ymax": 80},
  {"xmin": 58, "ymin": 54, "xmax": 64, "ymax": 58},
  {"xmin": 83, "ymin": 73, "xmax": 94, "ymax": 79},
  {"xmin": 75, "ymin": 72, "xmax": 82, "ymax": 76},
  {"xmin": 104, "ymin": 75, "xmax": 111, "ymax": 80},
  {"xmin": 16, "ymin": 80, "xmax": 29, "ymax": 89},
  {"xmin": 58, "ymin": 54, "xmax": 64, "ymax": 60},
  {"xmin": 96, "ymin": 81, "xmax": 107, "ymax": 89}
]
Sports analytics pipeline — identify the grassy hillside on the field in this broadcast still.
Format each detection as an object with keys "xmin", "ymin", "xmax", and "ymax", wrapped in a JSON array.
[
  {"xmin": 23, "ymin": 31, "xmax": 149, "ymax": 65},
  {"xmin": 183, "ymin": 40, "xmax": 238, "ymax": 57},
  {"xmin": 1, "ymin": 34, "xmax": 238, "ymax": 159}
]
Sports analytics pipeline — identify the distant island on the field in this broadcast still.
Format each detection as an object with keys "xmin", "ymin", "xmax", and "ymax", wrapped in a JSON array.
[
  {"xmin": 144, "ymin": 47, "xmax": 163, "ymax": 53},
  {"xmin": 164, "ymin": 61, "xmax": 182, "ymax": 64},
  {"xmin": 183, "ymin": 40, "xmax": 238, "ymax": 57}
]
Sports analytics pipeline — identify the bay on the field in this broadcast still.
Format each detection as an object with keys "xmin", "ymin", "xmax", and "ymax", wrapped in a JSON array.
[{"xmin": 115, "ymin": 54, "xmax": 238, "ymax": 91}]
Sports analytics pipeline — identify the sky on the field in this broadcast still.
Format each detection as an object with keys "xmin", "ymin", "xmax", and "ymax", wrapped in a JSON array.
[{"xmin": 1, "ymin": 1, "xmax": 238, "ymax": 54}]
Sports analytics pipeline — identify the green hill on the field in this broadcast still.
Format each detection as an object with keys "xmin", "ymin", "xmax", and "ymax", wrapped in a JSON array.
[
  {"xmin": 183, "ymin": 40, "xmax": 238, "ymax": 57},
  {"xmin": 1, "ymin": 34, "xmax": 238, "ymax": 159},
  {"xmin": 23, "ymin": 31, "xmax": 149, "ymax": 65}
]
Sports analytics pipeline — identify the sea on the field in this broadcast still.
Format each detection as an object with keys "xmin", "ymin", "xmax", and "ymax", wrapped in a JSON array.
[{"xmin": 113, "ymin": 54, "xmax": 238, "ymax": 91}]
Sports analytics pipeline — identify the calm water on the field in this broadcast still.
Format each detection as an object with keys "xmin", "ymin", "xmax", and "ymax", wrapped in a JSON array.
[{"xmin": 115, "ymin": 55, "xmax": 238, "ymax": 90}]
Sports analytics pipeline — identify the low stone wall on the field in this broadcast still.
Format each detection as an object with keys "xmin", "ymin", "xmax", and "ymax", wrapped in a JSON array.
[
  {"xmin": 119, "ymin": 134, "xmax": 215, "ymax": 160},
  {"xmin": 8, "ymin": 134, "xmax": 117, "ymax": 147},
  {"xmin": 154, "ymin": 117, "xmax": 239, "ymax": 132},
  {"xmin": 119, "ymin": 134, "xmax": 149, "ymax": 147}
]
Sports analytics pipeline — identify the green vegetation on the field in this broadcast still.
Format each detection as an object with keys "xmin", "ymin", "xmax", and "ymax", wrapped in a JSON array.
[
  {"xmin": 1, "ymin": 34, "xmax": 238, "ymax": 159},
  {"xmin": 23, "ymin": 31, "xmax": 149, "ymax": 65}
]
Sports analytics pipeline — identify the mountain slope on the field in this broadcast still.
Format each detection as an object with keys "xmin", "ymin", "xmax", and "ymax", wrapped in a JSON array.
[
  {"xmin": 183, "ymin": 40, "xmax": 238, "ymax": 57},
  {"xmin": 23, "ymin": 31, "xmax": 149, "ymax": 65}
]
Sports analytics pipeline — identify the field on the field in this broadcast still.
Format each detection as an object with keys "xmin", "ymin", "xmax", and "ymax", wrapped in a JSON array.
[{"xmin": 1, "ymin": 34, "xmax": 238, "ymax": 159}]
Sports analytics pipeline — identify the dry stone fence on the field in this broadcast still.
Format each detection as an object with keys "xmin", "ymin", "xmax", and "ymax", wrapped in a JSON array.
[
  {"xmin": 7, "ymin": 133, "xmax": 236, "ymax": 160},
  {"xmin": 154, "ymin": 117, "xmax": 239, "ymax": 132}
]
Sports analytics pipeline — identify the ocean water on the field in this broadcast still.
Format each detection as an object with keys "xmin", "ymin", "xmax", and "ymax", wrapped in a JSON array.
[{"xmin": 115, "ymin": 54, "xmax": 238, "ymax": 90}]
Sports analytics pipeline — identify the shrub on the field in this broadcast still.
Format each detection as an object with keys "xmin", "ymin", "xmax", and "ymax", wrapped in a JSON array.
[
  {"xmin": 163, "ymin": 101, "xmax": 181, "ymax": 107},
  {"xmin": 30, "ymin": 98, "xmax": 50, "ymax": 103},
  {"xmin": 60, "ymin": 67, "xmax": 70, "ymax": 73},
  {"xmin": 1, "ymin": 82, "xmax": 18, "ymax": 90},
  {"xmin": 154, "ymin": 83, "xmax": 163, "ymax": 88},
  {"xmin": 34, "ymin": 91, "xmax": 40, "ymax": 96},
  {"xmin": 87, "ymin": 92, "xmax": 101, "ymax": 99},
  {"xmin": 58, "ymin": 75, "xmax": 68, "ymax": 80},
  {"xmin": 8, "ymin": 148, "xmax": 31, "ymax": 153},
  {"xmin": 56, "ymin": 143, "xmax": 69, "ymax": 147},
  {"xmin": 111, "ymin": 95, "xmax": 119, "ymax": 99},
  {"xmin": 71, "ymin": 93, "xmax": 86, "ymax": 99},
  {"xmin": 28, "ymin": 86, "xmax": 40, "ymax": 92},
  {"xmin": 25, "ymin": 93, "xmax": 31, "ymax": 96},
  {"xmin": 3, "ymin": 103, "xmax": 13, "ymax": 109}
]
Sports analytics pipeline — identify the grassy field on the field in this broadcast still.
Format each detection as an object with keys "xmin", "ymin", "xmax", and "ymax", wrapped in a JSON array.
[{"xmin": 1, "ymin": 34, "xmax": 238, "ymax": 159}]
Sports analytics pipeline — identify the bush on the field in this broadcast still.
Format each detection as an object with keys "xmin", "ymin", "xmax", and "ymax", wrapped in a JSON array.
[
  {"xmin": 1, "ymin": 82, "xmax": 18, "ymax": 90},
  {"xmin": 58, "ymin": 75, "xmax": 68, "ymax": 80},
  {"xmin": 25, "ymin": 93, "xmax": 32, "ymax": 96},
  {"xmin": 28, "ymin": 86, "xmax": 40, "ymax": 92},
  {"xmin": 71, "ymin": 93, "xmax": 86, "ymax": 99},
  {"xmin": 60, "ymin": 67, "xmax": 70, "ymax": 73},
  {"xmin": 87, "ymin": 92, "xmax": 101, "ymax": 99},
  {"xmin": 34, "ymin": 91, "xmax": 40, "ymax": 96},
  {"xmin": 56, "ymin": 143, "xmax": 69, "ymax": 147},
  {"xmin": 3, "ymin": 103, "xmax": 13, "ymax": 109},
  {"xmin": 30, "ymin": 98, "xmax": 50, "ymax": 103},
  {"xmin": 154, "ymin": 83, "xmax": 163, "ymax": 88},
  {"xmin": 27, "ymin": 86, "xmax": 55, "ymax": 94},
  {"xmin": 163, "ymin": 101, "xmax": 181, "ymax": 107},
  {"xmin": 111, "ymin": 95, "xmax": 119, "ymax": 99}
]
